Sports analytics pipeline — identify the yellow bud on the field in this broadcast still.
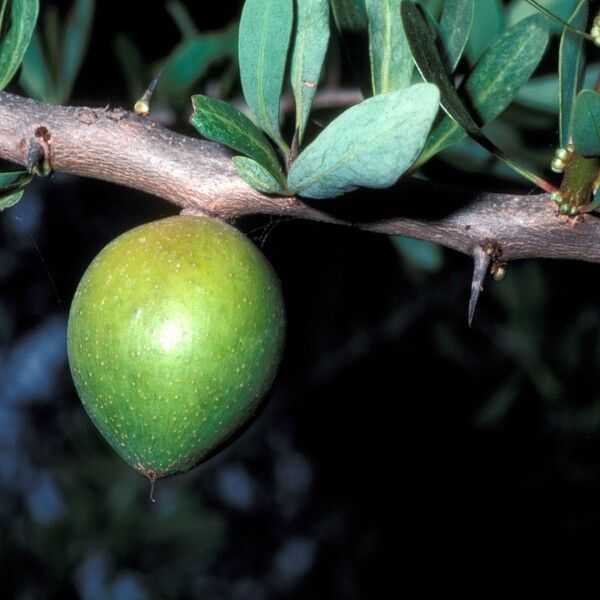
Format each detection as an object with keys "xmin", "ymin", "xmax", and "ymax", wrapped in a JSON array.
[{"xmin": 134, "ymin": 99, "xmax": 150, "ymax": 117}]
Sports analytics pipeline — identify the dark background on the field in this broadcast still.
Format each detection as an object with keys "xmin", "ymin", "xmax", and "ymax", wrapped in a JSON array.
[{"xmin": 2, "ymin": 1, "xmax": 600, "ymax": 598}]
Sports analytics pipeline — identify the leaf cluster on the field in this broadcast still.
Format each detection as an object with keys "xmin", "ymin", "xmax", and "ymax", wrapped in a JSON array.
[
  {"xmin": 186, "ymin": 0, "xmax": 572, "ymax": 199},
  {"xmin": 190, "ymin": 0, "xmax": 440, "ymax": 199},
  {"xmin": 4, "ymin": 0, "xmax": 600, "ymax": 211}
]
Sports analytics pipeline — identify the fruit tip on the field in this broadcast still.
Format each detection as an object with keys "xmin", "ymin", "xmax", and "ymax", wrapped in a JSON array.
[{"xmin": 149, "ymin": 474, "xmax": 157, "ymax": 503}]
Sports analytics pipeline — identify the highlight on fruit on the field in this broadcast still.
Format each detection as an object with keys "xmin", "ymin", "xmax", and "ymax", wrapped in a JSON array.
[{"xmin": 67, "ymin": 215, "xmax": 285, "ymax": 482}]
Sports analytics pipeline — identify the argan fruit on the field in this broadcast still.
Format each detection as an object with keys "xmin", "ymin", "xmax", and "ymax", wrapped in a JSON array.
[{"xmin": 67, "ymin": 215, "xmax": 285, "ymax": 481}]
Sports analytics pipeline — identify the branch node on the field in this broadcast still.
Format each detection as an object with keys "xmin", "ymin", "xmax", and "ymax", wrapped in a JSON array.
[
  {"xmin": 75, "ymin": 107, "xmax": 97, "ymax": 124},
  {"xmin": 180, "ymin": 206, "xmax": 213, "ymax": 219},
  {"xmin": 468, "ymin": 246, "xmax": 491, "ymax": 327},
  {"xmin": 26, "ymin": 139, "xmax": 45, "ymax": 173},
  {"xmin": 27, "ymin": 128, "xmax": 53, "ymax": 177}
]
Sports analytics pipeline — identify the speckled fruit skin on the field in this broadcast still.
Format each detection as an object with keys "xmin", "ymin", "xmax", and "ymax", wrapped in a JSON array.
[{"xmin": 67, "ymin": 216, "xmax": 285, "ymax": 479}]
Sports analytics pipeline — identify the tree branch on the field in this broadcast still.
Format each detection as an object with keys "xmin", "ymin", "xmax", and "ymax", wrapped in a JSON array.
[{"xmin": 1, "ymin": 91, "xmax": 600, "ymax": 266}]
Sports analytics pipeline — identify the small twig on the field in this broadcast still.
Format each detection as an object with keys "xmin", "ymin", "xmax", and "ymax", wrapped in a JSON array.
[
  {"xmin": 280, "ymin": 87, "xmax": 363, "ymax": 115},
  {"xmin": 230, "ymin": 87, "xmax": 363, "ymax": 116}
]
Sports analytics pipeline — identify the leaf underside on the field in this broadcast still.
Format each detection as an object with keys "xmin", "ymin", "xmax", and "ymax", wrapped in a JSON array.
[
  {"xmin": 233, "ymin": 156, "xmax": 287, "ymax": 195},
  {"xmin": 287, "ymin": 83, "xmax": 440, "ymax": 199}
]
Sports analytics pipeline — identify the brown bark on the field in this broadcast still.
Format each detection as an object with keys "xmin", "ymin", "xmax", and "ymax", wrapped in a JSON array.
[{"xmin": 1, "ymin": 91, "xmax": 599, "ymax": 266}]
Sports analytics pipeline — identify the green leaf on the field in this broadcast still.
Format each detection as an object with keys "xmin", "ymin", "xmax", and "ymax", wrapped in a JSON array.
[
  {"xmin": 392, "ymin": 236, "xmax": 443, "ymax": 272},
  {"xmin": 0, "ymin": 169, "xmax": 32, "ymax": 190},
  {"xmin": 0, "ymin": 0, "xmax": 39, "ymax": 90},
  {"xmin": 166, "ymin": 0, "xmax": 199, "ymax": 40},
  {"xmin": 0, "ymin": 189, "xmax": 24, "ymax": 210},
  {"xmin": 330, "ymin": 0, "xmax": 367, "ymax": 31},
  {"xmin": 402, "ymin": 3, "xmax": 551, "ymax": 189},
  {"xmin": 288, "ymin": 83, "xmax": 440, "ymax": 199},
  {"xmin": 366, "ymin": 0, "xmax": 413, "ymax": 95},
  {"xmin": 115, "ymin": 34, "xmax": 147, "ymax": 104},
  {"xmin": 559, "ymin": 0, "xmax": 588, "ymax": 147},
  {"xmin": 43, "ymin": 4, "xmax": 60, "ymax": 72},
  {"xmin": 417, "ymin": 0, "xmax": 444, "ymax": 20},
  {"xmin": 591, "ymin": 187, "xmax": 600, "ymax": 213},
  {"xmin": 239, "ymin": 0, "xmax": 294, "ymax": 152},
  {"xmin": 0, "ymin": 1, "xmax": 8, "ymax": 32},
  {"xmin": 0, "ymin": 170, "xmax": 32, "ymax": 210},
  {"xmin": 517, "ymin": 64, "xmax": 600, "ymax": 114},
  {"xmin": 516, "ymin": 73, "xmax": 562, "ymax": 114},
  {"xmin": 441, "ymin": 121, "xmax": 548, "ymax": 183},
  {"xmin": 438, "ymin": 0, "xmax": 474, "ymax": 73},
  {"xmin": 19, "ymin": 29, "xmax": 54, "ymax": 101},
  {"xmin": 572, "ymin": 90, "xmax": 600, "ymax": 157},
  {"xmin": 417, "ymin": 12, "xmax": 549, "ymax": 161},
  {"xmin": 158, "ymin": 24, "xmax": 238, "ymax": 106},
  {"xmin": 475, "ymin": 374, "xmax": 519, "ymax": 428},
  {"xmin": 233, "ymin": 156, "xmax": 287, "ymax": 195},
  {"xmin": 465, "ymin": 0, "xmax": 504, "ymax": 63},
  {"xmin": 19, "ymin": 0, "xmax": 94, "ymax": 103},
  {"xmin": 56, "ymin": 0, "xmax": 94, "ymax": 102},
  {"xmin": 190, "ymin": 95, "xmax": 285, "ymax": 185},
  {"xmin": 509, "ymin": 0, "xmax": 580, "ymax": 33},
  {"xmin": 291, "ymin": 0, "xmax": 330, "ymax": 144}
]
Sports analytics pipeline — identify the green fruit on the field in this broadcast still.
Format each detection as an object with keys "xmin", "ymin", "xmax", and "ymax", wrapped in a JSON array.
[{"xmin": 67, "ymin": 215, "xmax": 285, "ymax": 480}]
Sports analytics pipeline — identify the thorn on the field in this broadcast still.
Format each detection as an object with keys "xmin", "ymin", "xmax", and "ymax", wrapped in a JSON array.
[
  {"xmin": 135, "ymin": 70, "xmax": 163, "ymax": 116},
  {"xmin": 468, "ymin": 246, "xmax": 491, "ymax": 327}
]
